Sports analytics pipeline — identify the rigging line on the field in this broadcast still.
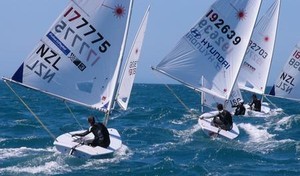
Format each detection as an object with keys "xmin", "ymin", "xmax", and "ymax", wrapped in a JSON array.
[
  {"xmin": 152, "ymin": 70, "xmax": 197, "ymax": 117},
  {"xmin": 4, "ymin": 80, "xmax": 57, "ymax": 141},
  {"xmin": 164, "ymin": 83, "xmax": 194, "ymax": 115},
  {"xmin": 64, "ymin": 100, "xmax": 83, "ymax": 130},
  {"xmin": 263, "ymin": 94, "xmax": 288, "ymax": 116},
  {"xmin": 103, "ymin": 112, "xmax": 110, "ymax": 126}
]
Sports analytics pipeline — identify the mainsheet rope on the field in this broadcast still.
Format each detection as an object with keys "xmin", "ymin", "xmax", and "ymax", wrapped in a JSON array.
[
  {"xmin": 64, "ymin": 100, "xmax": 83, "ymax": 130},
  {"xmin": 4, "ymin": 80, "xmax": 57, "ymax": 141}
]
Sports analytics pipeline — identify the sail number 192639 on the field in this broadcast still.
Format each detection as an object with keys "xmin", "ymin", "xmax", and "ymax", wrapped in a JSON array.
[{"xmin": 205, "ymin": 9, "xmax": 241, "ymax": 45}]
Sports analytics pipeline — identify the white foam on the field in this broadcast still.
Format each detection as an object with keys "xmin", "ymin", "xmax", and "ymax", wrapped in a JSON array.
[
  {"xmin": 0, "ymin": 145, "xmax": 133, "ymax": 175},
  {"xmin": 14, "ymin": 119, "xmax": 28, "ymax": 123},
  {"xmin": 144, "ymin": 142, "xmax": 176, "ymax": 155},
  {"xmin": 0, "ymin": 147, "xmax": 55, "ymax": 160},
  {"xmin": 71, "ymin": 145, "xmax": 133, "ymax": 170},
  {"xmin": 170, "ymin": 114, "xmax": 196, "ymax": 125},
  {"xmin": 274, "ymin": 115, "xmax": 293, "ymax": 131},
  {"xmin": 239, "ymin": 123, "xmax": 275, "ymax": 143},
  {"xmin": 171, "ymin": 119, "xmax": 184, "ymax": 125},
  {"xmin": 0, "ymin": 138, "xmax": 6, "ymax": 142},
  {"xmin": 0, "ymin": 147, "xmax": 70, "ymax": 175},
  {"xmin": 114, "ymin": 144, "xmax": 132, "ymax": 160},
  {"xmin": 0, "ymin": 161, "xmax": 70, "ymax": 175},
  {"xmin": 238, "ymin": 123, "xmax": 295, "ymax": 154},
  {"xmin": 173, "ymin": 124, "xmax": 201, "ymax": 143}
]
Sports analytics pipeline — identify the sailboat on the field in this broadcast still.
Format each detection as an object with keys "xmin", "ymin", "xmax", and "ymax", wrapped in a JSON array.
[
  {"xmin": 269, "ymin": 42, "xmax": 300, "ymax": 102},
  {"xmin": 3, "ymin": 0, "xmax": 150, "ymax": 159},
  {"xmin": 116, "ymin": 5, "xmax": 150, "ymax": 112},
  {"xmin": 152, "ymin": 0, "xmax": 262, "ymax": 139},
  {"xmin": 203, "ymin": 0, "xmax": 282, "ymax": 117},
  {"xmin": 237, "ymin": 0, "xmax": 282, "ymax": 116}
]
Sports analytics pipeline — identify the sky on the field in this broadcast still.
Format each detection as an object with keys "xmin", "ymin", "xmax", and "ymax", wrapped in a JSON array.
[{"xmin": 0, "ymin": 0, "xmax": 299, "ymax": 85}]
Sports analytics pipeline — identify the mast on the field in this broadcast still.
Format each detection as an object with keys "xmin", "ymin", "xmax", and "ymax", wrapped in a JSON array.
[
  {"xmin": 201, "ymin": 76, "xmax": 204, "ymax": 112},
  {"xmin": 104, "ymin": 0, "xmax": 134, "ymax": 125}
]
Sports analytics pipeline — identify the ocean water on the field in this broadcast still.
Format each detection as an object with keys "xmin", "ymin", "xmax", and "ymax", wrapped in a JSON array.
[{"xmin": 0, "ymin": 80, "xmax": 299, "ymax": 176}]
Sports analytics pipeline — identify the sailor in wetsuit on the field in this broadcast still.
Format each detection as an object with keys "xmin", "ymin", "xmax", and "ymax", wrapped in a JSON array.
[
  {"xmin": 232, "ymin": 99, "xmax": 246, "ymax": 116},
  {"xmin": 72, "ymin": 116, "xmax": 110, "ymax": 148},
  {"xmin": 249, "ymin": 94, "xmax": 261, "ymax": 112},
  {"xmin": 212, "ymin": 104, "xmax": 233, "ymax": 131}
]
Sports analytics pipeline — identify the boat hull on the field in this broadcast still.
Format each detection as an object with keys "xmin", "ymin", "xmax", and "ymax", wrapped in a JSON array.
[
  {"xmin": 54, "ymin": 128, "xmax": 122, "ymax": 159},
  {"xmin": 198, "ymin": 111, "xmax": 239, "ymax": 140},
  {"xmin": 244, "ymin": 102, "xmax": 282, "ymax": 117}
]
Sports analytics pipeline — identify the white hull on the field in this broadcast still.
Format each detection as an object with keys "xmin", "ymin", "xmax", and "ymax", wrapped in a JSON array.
[
  {"xmin": 54, "ymin": 128, "xmax": 122, "ymax": 159},
  {"xmin": 244, "ymin": 102, "xmax": 282, "ymax": 117},
  {"xmin": 198, "ymin": 111, "xmax": 239, "ymax": 140}
]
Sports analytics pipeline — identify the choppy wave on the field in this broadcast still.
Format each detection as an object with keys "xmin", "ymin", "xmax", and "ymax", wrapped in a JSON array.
[{"xmin": 1, "ymin": 82, "xmax": 300, "ymax": 175}]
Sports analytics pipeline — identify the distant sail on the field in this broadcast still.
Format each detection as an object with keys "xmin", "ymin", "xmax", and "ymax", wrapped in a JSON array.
[
  {"xmin": 238, "ymin": 0, "xmax": 280, "ymax": 95},
  {"xmin": 269, "ymin": 42, "xmax": 300, "ymax": 101},
  {"xmin": 117, "ymin": 6, "xmax": 150, "ymax": 110},
  {"xmin": 11, "ymin": 0, "xmax": 132, "ymax": 112},
  {"xmin": 202, "ymin": 82, "xmax": 243, "ymax": 112},
  {"xmin": 200, "ymin": 73, "xmax": 243, "ymax": 112},
  {"xmin": 155, "ymin": 0, "xmax": 262, "ymax": 100}
]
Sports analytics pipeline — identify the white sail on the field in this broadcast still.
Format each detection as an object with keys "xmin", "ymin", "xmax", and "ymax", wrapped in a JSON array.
[
  {"xmin": 116, "ymin": 6, "xmax": 150, "ymax": 110},
  {"xmin": 10, "ymin": 0, "xmax": 133, "ymax": 112},
  {"xmin": 155, "ymin": 0, "xmax": 262, "ymax": 100},
  {"xmin": 201, "ymin": 78, "xmax": 243, "ymax": 112},
  {"xmin": 238, "ymin": 0, "xmax": 280, "ymax": 95},
  {"xmin": 202, "ymin": 0, "xmax": 280, "ymax": 111},
  {"xmin": 269, "ymin": 42, "xmax": 300, "ymax": 101}
]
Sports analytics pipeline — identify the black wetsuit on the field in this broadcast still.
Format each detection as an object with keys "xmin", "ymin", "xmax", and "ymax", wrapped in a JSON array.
[
  {"xmin": 213, "ymin": 110, "xmax": 233, "ymax": 131},
  {"xmin": 250, "ymin": 99, "xmax": 261, "ymax": 112},
  {"xmin": 232, "ymin": 104, "xmax": 246, "ymax": 115},
  {"xmin": 76, "ymin": 123, "xmax": 110, "ymax": 148}
]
